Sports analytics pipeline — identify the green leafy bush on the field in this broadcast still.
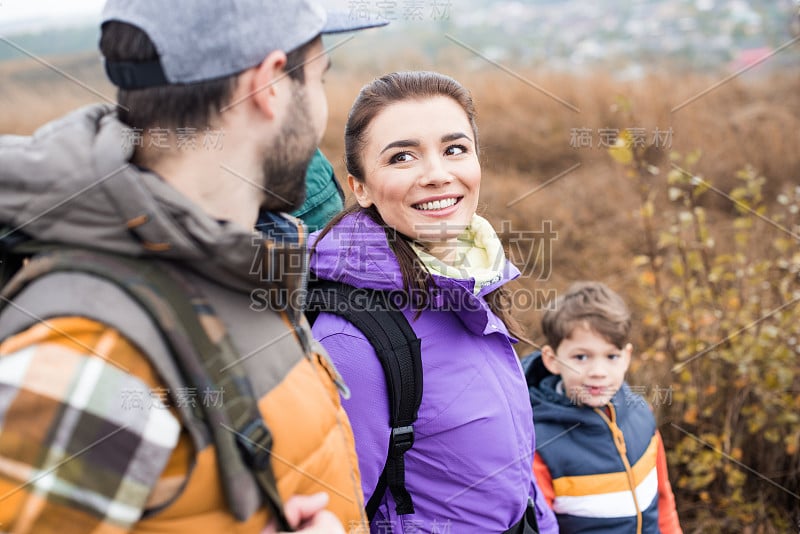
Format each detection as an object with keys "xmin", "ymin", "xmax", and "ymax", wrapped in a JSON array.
[{"xmin": 611, "ymin": 139, "xmax": 800, "ymax": 532}]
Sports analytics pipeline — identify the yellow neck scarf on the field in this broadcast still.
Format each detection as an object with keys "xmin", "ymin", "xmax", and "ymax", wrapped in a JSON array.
[{"xmin": 411, "ymin": 214, "xmax": 507, "ymax": 295}]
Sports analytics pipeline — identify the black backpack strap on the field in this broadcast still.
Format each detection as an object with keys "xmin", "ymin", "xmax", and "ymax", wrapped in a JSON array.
[
  {"xmin": 0, "ymin": 248, "xmax": 292, "ymax": 530},
  {"xmin": 0, "ymin": 226, "xmax": 34, "ymax": 288},
  {"xmin": 502, "ymin": 498, "xmax": 540, "ymax": 534},
  {"xmin": 306, "ymin": 280, "xmax": 422, "ymax": 518}
]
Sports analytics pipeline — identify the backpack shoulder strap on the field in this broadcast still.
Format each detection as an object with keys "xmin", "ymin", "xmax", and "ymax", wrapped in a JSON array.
[
  {"xmin": 306, "ymin": 280, "xmax": 422, "ymax": 518},
  {"xmin": 0, "ymin": 225, "xmax": 36, "ymax": 288},
  {"xmin": 0, "ymin": 248, "xmax": 291, "ymax": 529}
]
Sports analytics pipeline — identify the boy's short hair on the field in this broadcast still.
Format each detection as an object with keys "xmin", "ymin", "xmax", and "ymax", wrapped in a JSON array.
[{"xmin": 541, "ymin": 281, "xmax": 631, "ymax": 350}]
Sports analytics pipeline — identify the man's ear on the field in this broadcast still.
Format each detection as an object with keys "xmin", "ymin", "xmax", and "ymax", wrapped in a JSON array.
[
  {"xmin": 348, "ymin": 174, "xmax": 373, "ymax": 208},
  {"xmin": 541, "ymin": 345, "xmax": 561, "ymax": 375},
  {"xmin": 250, "ymin": 49, "xmax": 289, "ymax": 120}
]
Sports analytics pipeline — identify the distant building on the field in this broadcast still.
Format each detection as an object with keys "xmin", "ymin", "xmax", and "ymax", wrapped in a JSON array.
[{"xmin": 728, "ymin": 47, "xmax": 773, "ymax": 71}]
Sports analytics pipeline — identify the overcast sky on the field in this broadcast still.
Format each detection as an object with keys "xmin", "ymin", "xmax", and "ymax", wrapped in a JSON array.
[
  {"xmin": 0, "ymin": 0, "xmax": 352, "ymax": 26},
  {"xmin": 0, "ymin": 0, "xmax": 106, "ymax": 24}
]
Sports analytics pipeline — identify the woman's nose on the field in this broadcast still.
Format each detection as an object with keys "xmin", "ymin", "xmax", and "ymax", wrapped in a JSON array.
[{"xmin": 419, "ymin": 155, "xmax": 453, "ymax": 186}]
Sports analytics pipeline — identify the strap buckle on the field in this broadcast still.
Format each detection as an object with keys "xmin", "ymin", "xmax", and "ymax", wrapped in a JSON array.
[
  {"xmin": 389, "ymin": 425, "xmax": 414, "ymax": 456},
  {"xmin": 236, "ymin": 419, "xmax": 273, "ymax": 471}
]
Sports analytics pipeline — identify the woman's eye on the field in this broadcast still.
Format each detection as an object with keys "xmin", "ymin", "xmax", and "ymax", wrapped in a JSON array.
[
  {"xmin": 445, "ymin": 144, "xmax": 467, "ymax": 156},
  {"xmin": 389, "ymin": 152, "xmax": 413, "ymax": 164}
]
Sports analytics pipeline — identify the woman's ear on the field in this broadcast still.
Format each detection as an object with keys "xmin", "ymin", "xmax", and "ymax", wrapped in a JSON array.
[
  {"xmin": 541, "ymin": 345, "xmax": 561, "ymax": 375},
  {"xmin": 348, "ymin": 174, "xmax": 373, "ymax": 208}
]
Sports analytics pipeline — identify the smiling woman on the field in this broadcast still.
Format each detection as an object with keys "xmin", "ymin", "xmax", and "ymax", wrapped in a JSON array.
[
  {"xmin": 349, "ymin": 95, "xmax": 481, "ymax": 260},
  {"xmin": 308, "ymin": 71, "xmax": 559, "ymax": 533}
]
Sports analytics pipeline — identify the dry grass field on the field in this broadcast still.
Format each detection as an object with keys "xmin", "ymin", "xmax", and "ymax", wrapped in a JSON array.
[{"xmin": 2, "ymin": 50, "xmax": 799, "ymax": 531}]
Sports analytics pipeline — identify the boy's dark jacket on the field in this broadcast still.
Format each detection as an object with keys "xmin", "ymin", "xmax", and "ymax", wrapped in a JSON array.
[{"xmin": 522, "ymin": 352, "xmax": 661, "ymax": 533}]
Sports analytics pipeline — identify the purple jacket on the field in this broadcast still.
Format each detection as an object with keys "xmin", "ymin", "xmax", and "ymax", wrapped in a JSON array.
[{"xmin": 310, "ymin": 212, "xmax": 558, "ymax": 533}]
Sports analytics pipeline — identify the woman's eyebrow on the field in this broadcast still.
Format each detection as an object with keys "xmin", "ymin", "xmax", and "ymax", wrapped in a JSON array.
[
  {"xmin": 379, "ymin": 139, "xmax": 419, "ymax": 155},
  {"xmin": 441, "ymin": 132, "xmax": 472, "ymax": 143}
]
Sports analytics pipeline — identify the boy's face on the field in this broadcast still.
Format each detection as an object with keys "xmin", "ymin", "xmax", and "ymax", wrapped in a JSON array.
[{"xmin": 542, "ymin": 324, "xmax": 632, "ymax": 408}]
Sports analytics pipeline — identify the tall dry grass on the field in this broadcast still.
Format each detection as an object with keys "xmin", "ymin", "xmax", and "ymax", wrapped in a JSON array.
[{"xmin": 324, "ymin": 65, "xmax": 800, "ymax": 353}]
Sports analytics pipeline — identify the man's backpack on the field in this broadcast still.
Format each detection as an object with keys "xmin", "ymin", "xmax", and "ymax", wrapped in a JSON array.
[
  {"xmin": 0, "ymin": 239, "xmax": 293, "ymax": 530},
  {"xmin": 305, "ymin": 280, "xmax": 423, "ymax": 520}
]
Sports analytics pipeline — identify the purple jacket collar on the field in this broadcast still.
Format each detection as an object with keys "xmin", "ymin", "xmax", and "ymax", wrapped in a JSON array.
[{"xmin": 310, "ymin": 211, "xmax": 521, "ymax": 338}]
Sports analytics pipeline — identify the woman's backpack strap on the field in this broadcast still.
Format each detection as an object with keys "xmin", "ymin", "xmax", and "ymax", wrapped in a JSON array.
[{"xmin": 306, "ymin": 280, "xmax": 423, "ymax": 519}]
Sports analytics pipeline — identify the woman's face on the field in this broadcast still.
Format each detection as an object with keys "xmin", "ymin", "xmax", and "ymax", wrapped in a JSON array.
[{"xmin": 350, "ymin": 96, "xmax": 481, "ymax": 253}]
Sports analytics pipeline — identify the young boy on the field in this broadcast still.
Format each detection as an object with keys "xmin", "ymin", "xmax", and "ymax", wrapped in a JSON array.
[{"xmin": 523, "ymin": 281, "xmax": 682, "ymax": 533}]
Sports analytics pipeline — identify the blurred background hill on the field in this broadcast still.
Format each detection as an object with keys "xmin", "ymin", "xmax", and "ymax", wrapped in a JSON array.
[
  {"xmin": 2, "ymin": 0, "xmax": 799, "ymax": 70},
  {"xmin": 1, "ymin": 0, "xmax": 799, "ymax": 531}
]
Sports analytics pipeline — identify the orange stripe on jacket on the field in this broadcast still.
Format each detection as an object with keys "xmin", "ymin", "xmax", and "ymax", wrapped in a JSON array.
[
  {"xmin": 534, "ymin": 431, "xmax": 682, "ymax": 533},
  {"xmin": 551, "ymin": 434, "xmax": 658, "ymax": 497}
]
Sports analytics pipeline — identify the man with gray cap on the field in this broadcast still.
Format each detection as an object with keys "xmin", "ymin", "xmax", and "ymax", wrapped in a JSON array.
[{"xmin": 0, "ymin": 1, "xmax": 385, "ymax": 533}]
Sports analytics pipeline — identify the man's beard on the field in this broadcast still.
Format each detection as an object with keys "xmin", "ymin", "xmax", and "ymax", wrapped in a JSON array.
[{"xmin": 260, "ymin": 86, "xmax": 317, "ymax": 213}]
